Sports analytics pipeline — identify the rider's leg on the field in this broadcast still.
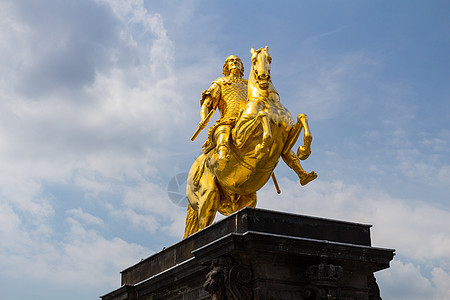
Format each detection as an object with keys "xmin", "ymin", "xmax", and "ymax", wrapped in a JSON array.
[
  {"xmin": 215, "ymin": 125, "xmax": 231, "ymax": 160},
  {"xmin": 281, "ymin": 149, "xmax": 317, "ymax": 186}
]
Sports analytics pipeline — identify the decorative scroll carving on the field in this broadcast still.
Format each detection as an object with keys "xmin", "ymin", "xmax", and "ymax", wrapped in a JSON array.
[
  {"xmin": 303, "ymin": 255, "xmax": 343, "ymax": 300},
  {"xmin": 203, "ymin": 256, "xmax": 252, "ymax": 300}
]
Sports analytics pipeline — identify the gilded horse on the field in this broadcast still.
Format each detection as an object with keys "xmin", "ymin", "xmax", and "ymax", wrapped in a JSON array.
[{"xmin": 184, "ymin": 46, "xmax": 317, "ymax": 237}]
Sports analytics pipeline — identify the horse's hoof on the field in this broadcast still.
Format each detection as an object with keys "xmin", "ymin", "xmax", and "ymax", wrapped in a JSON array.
[
  {"xmin": 297, "ymin": 146, "xmax": 311, "ymax": 160},
  {"xmin": 300, "ymin": 171, "xmax": 317, "ymax": 186}
]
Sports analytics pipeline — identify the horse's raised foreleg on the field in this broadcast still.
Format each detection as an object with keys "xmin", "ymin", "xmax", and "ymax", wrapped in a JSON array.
[
  {"xmin": 281, "ymin": 150, "xmax": 317, "ymax": 186},
  {"xmin": 297, "ymin": 113, "xmax": 312, "ymax": 160},
  {"xmin": 282, "ymin": 113, "xmax": 304, "ymax": 154},
  {"xmin": 281, "ymin": 114, "xmax": 317, "ymax": 186},
  {"xmin": 282, "ymin": 113, "xmax": 312, "ymax": 160},
  {"xmin": 233, "ymin": 99, "xmax": 271, "ymax": 152},
  {"xmin": 255, "ymin": 110, "xmax": 272, "ymax": 158}
]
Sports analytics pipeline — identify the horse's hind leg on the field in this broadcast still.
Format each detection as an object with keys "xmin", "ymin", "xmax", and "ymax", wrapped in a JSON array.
[
  {"xmin": 184, "ymin": 204, "xmax": 199, "ymax": 238},
  {"xmin": 196, "ymin": 168, "xmax": 220, "ymax": 230},
  {"xmin": 184, "ymin": 154, "xmax": 219, "ymax": 236},
  {"xmin": 233, "ymin": 193, "xmax": 257, "ymax": 211},
  {"xmin": 185, "ymin": 169, "xmax": 220, "ymax": 234},
  {"xmin": 198, "ymin": 188, "xmax": 220, "ymax": 230}
]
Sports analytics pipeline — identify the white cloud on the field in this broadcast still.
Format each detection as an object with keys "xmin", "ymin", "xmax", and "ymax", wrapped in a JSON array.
[
  {"xmin": 58, "ymin": 217, "xmax": 149, "ymax": 286},
  {"xmin": 0, "ymin": 199, "xmax": 149, "ymax": 287},
  {"xmin": 0, "ymin": 0, "xmax": 184, "ymax": 220},
  {"xmin": 377, "ymin": 259, "xmax": 434, "ymax": 300},
  {"xmin": 0, "ymin": 0, "xmax": 181, "ymax": 296},
  {"xmin": 377, "ymin": 259, "xmax": 450, "ymax": 300},
  {"xmin": 111, "ymin": 180, "xmax": 188, "ymax": 237},
  {"xmin": 420, "ymin": 129, "xmax": 450, "ymax": 152},
  {"xmin": 67, "ymin": 208, "xmax": 105, "ymax": 226},
  {"xmin": 0, "ymin": 213, "xmax": 149, "ymax": 287},
  {"xmin": 431, "ymin": 267, "xmax": 450, "ymax": 300}
]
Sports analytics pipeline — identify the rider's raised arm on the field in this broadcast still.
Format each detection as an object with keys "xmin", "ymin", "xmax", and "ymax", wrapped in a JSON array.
[{"xmin": 200, "ymin": 96, "xmax": 211, "ymax": 122}]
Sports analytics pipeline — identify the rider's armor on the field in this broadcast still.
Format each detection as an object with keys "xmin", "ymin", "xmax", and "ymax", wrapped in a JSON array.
[
  {"xmin": 214, "ymin": 77, "xmax": 248, "ymax": 120},
  {"xmin": 201, "ymin": 76, "xmax": 248, "ymax": 154}
]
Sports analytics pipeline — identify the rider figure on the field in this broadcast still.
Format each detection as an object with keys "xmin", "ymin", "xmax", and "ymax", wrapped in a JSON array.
[{"xmin": 199, "ymin": 55, "xmax": 247, "ymax": 163}]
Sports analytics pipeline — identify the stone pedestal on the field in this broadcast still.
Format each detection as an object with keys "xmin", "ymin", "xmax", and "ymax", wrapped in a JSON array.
[{"xmin": 101, "ymin": 208, "xmax": 394, "ymax": 300}]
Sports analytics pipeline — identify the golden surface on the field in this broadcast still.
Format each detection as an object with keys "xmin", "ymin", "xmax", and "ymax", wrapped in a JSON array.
[{"xmin": 184, "ymin": 47, "xmax": 317, "ymax": 237}]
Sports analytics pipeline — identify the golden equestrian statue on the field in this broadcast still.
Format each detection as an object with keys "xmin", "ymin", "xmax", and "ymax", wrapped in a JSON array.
[{"xmin": 184, "ymin": 46, "xmax": 317, "ymax": 237}]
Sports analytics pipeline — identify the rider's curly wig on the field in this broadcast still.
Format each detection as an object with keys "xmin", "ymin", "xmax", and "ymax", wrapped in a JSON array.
[{"xmin": 222, "ymin": 56, "xmax": 244, "ymax": 77}]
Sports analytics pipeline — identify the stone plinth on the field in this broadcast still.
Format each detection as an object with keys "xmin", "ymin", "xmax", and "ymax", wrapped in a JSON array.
[{"xmin": 101, "ymin": 207, "xmax": 394, "ymax": 300}]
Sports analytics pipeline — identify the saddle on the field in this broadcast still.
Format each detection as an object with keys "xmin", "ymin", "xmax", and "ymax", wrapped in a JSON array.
[{"xmin": 201, "ymin": 118, "xmax": 237, "ymax": 154}]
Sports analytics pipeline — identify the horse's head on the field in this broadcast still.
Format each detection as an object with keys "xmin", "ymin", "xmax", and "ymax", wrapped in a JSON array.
[{"xmin": 251, "ymin": 46, "xmax": 272, "ymax": 90}]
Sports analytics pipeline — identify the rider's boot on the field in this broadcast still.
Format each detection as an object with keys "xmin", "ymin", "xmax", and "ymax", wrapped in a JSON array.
[
  {"xmin": 216, "ymin": 145, "xmax": 230, "ymax": 170},
  {"xmin": 217, "ymin": 145, "xmax": 230, "ymax": 160},
  {"xmin": 215, "ymin": 126, "xmax": 231, "ymax": 169}
]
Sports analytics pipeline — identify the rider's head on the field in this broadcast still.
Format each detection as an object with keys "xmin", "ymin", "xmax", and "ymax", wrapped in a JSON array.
[{"xmin": 223, "ymin": 55, "xmax": 244, "ymax": 77}]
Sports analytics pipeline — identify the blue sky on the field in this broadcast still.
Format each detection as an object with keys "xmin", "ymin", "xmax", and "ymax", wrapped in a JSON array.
[{"xmin": 0, "ymin": 1, "xmax": 449, "ymax": 299}]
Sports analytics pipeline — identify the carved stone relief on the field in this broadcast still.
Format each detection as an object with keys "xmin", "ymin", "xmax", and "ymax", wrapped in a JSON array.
[{"xmin": 203, "ymin": 256, "xmax": 252, "ymax": 300}]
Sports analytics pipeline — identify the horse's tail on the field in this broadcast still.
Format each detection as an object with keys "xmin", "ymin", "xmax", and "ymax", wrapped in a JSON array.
[{"xmin": 183, "ymin": 204, "xmax": 199, "ymax": 238}]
